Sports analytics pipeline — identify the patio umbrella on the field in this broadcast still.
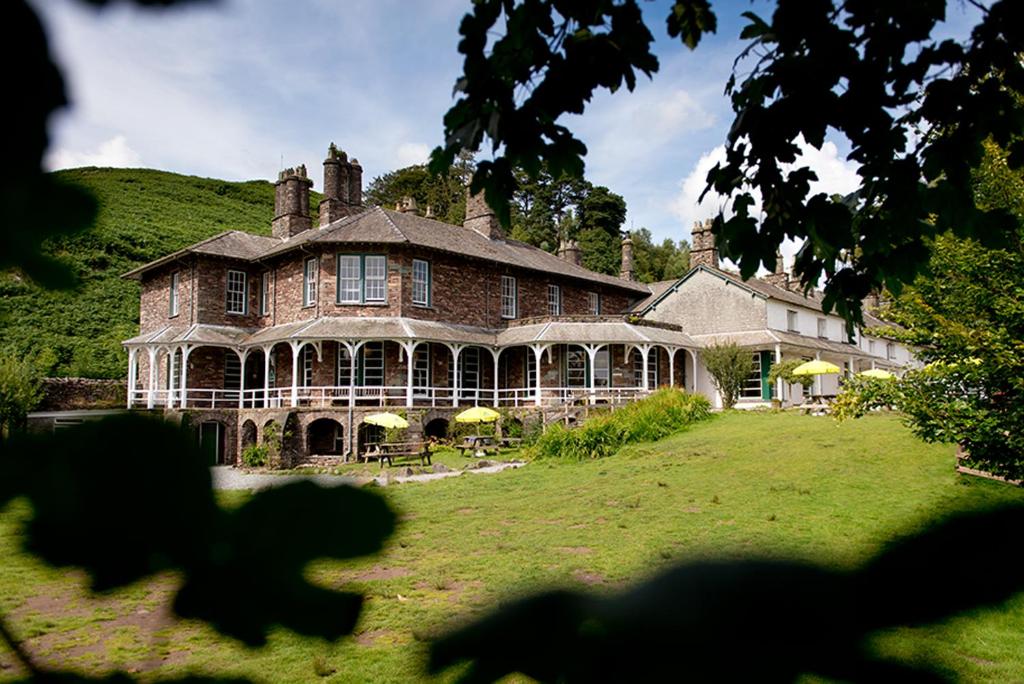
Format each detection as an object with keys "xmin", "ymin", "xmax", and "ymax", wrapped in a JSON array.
[
  {"xmin": 858, "ymin": 368, "xmax": 895, "ymax": 379},
  {"xmin": 792, "ymin": 360, "xmax": 842, "ymax": 376},
  {"xmin": 454, "ymin": 406, "xmax": 501, "ymax": 423},
  {"xmin": 364, "ymin": 412, "xmax": 409, "ymax": 429}
]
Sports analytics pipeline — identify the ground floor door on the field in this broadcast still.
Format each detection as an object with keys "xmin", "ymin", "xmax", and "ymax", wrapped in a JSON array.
[{"xmin": 199, "ymin": 421, "xmax": 225, "ymax": 465}]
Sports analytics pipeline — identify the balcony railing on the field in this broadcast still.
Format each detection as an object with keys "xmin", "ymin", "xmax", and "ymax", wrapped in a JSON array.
[{"xmin": 129, "ymin": 385, "xmax": 651, "ymax": 410}]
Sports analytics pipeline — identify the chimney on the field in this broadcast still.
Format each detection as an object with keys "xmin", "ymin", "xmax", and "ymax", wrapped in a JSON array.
[
  {"xmin": 620, "ymin": 235, "xmax": 636, "ymax": 281},
  {"xmin": 424, "ymin": 204, "xmax": 435, "ymax": 219},
  {"xmin": 689, "ymin": 218, "xmax": 719, "ymax": 269},
  {"xmin": 464, "ymin": 186, "xmax": 504, "ymax": 240},
  {"xmin": 272, "ymin": 164, "xmax": 313, "ymax": 239},
  {"xmin": 318, "ymin": 143, "xmax": 364, "ymax": 227},
  {"xmin": 557, "ymin": 239, "xmax": 582, "ymax": 266},
  {"xmin": 763, "ymin": 250, "xmax": 788, "ymax": 289},
  {"xmin": 398, "ymin": 196, "xmax": 419, "ymax": 214}
]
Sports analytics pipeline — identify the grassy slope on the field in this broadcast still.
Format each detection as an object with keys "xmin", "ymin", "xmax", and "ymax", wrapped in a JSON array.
[
  {"xmin": 1, "ymin": 412, "xmax": 1023, "ymax": 682},
  {"xmin": 0, "ymin": 168, "xmax": 289, "ymax": 378}
]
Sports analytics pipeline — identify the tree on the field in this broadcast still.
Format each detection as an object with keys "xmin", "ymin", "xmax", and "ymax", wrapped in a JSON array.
[
  {"xmin": 699, "ymin": 342, "xmax": 752, "ymax": 410},
  {"xmin": 630, "ymin": 228, "xmax": 691, "ymax": 282},
  {"xmin": 0, "ymin": 353, "xmax": 41, "ymax": 439},
  {"xmin": 767, "ymin": 359, "xmax": 814, "ymax": 395},
  {"xmin": 431, "ymin": 0, "xmax": 1024, "ymax": 331},
  {"xmin": 365, "ymin": 152, "xmax": 474, "ymax": 225},
  {"xmin": 831, "ymin": 140, "xmax": 1024, "ymax": 478}
]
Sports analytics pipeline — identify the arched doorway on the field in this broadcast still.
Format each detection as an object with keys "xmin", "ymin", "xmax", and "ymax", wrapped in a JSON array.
[
  {"xmin": 198, "ymin": 421, "xmax": 226, "ymax": 465},
  {"xmin": 241, "ymin": 420, "xmax": 257, "ymax": 451},
  {"xmin": 423, "ymin": 417, "xmax": 449, "ymax": 441},
  {"xmin": 307, "ymin": 418, "xmax": 344, "ymax": 455}
]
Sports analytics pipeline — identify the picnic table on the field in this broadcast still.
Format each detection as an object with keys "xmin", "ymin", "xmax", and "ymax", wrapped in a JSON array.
[
  {"xmin": 499, "ymin": 436, "xmax": 522, "ymax": 449},
  {"xmin": 363, "ymin": 441, "xmax": 432, "ymax": 468},
  {"xmin": 456, "ymin": 435, "xmax": 501, "ymax": 457}
]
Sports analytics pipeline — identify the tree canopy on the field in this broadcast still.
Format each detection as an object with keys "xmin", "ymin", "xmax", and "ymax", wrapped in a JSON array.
[{"xmin": 431, "ymin": 0, "xmax": 1024, "ymax": 330}]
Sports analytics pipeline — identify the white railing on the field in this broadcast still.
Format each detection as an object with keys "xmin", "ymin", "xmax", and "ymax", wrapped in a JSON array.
[{"xmin": 130, "ymin": 385, "xmax": 652, "ymax": 409}]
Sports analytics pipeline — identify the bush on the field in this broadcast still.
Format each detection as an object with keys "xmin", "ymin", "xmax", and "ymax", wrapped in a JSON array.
[
  {"xmin": 701, "ymin": 343, "xmax": 754, "ymax": 409},
  {"xmin": 529, "ymin": 389, "xmax": 712, "ymax": 460},
  {"xmin": 241, "ymin": 444, "xmax": 269, "ymax": 468}
]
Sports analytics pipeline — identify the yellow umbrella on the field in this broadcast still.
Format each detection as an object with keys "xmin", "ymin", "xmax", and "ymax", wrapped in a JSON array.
[
  {"xmin": 364, "ymin": 412, "xmax": 409, "ymax": 429},
  {"xmin": 454, "ymin": 406, "xmax": 501, "ymax": 423},
  {"xmin": 792, "ymin": 360, "xmax": 842, "ymax": 376},
  {"xmin": 858, "ymin": 368, "xmax": 895, "ymax": 379}
]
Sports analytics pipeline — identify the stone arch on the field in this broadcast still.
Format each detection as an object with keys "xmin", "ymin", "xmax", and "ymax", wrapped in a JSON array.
[
  {"xmin": 307, "ymin": 417, "xmax": 344, "ymax": 456},
  {"xmin": 240, "ymin": 420, "xmax": 257, "ymax": 451},
  {"xmin": 423, "ymin": 417, "xmax": 449, "ymax": 441}
]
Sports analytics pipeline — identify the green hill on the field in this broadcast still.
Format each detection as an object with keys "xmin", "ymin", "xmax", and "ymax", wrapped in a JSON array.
[{"xmin": 0, "ymin": 167, "xmax": 312, "ymax": 379}]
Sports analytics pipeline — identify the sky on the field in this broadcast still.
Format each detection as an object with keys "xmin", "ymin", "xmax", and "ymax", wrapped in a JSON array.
[{"xmin": 36, "ymin": 0, "xmax": 985, "ymax": 258}]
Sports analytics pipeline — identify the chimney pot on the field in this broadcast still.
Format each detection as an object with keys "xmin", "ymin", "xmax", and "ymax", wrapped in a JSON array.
[
  {"xmin": 273, "ymin": 165, "xmax": 313, "ymax": 239},
  {"xmin": 620, "ymin": 235, "xmax": 636, "ymax": 281},
  {"xmin": 398, "ymin": 196, "xmax": 419, "ymax": 214},
  {"xmin": 689, "ymin": 217, "xmax": 719, "ymax": 269},
  {"xmin": 319, "ymin": 143, "xmax": 362, "ymax": 226}
]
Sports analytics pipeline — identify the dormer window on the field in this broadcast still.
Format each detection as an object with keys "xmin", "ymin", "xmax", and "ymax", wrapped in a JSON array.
[{"xmin": 169, "ymin": 271, "xmax": 180, "ymax": 317}]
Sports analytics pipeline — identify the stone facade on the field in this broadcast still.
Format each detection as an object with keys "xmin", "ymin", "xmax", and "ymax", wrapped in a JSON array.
[{"xmin": 37, "ymin": 378, "xmax": 126, "ymax": 411}]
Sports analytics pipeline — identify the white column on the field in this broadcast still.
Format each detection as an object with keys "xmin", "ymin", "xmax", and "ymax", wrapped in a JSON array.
[
  {"xmin": 688, "ymin": 349, "xmax": 699, "ymax": 393},
  {"xmin": 290, "ymin": 341, "xmax": 301, "ymax": 407},
  {"xmin": 349, "ymin": 341, "xmax": 360, "ymax": 408},
  {"xmin": 147, "ymin": 347, "xmax": 158, "ymax": 409},
  {"xmin": 168, "ymin": 348, "xmax": 177, "ymax": 407},
  {"xmin": 814, "ymin": 351, "xmax": 822, "ymax": 396},
  {"xmin": 262, "ymin": 345, "xmax": 272, "ymax": 407},
  {"xmin": 179, "ymin": 345, "xmax": 193, "ymax": 409},
  {"xmin": 404, "ymin": 341, "xmax": 417, "ymax": 408},
  {"xmin": 491, "ymin": 348, "xmax": 501, "ymax": 408},
  {"xmin": 126, "ymin": 347, "xmax": 137, "ymax": 408},
  {"xmin": 531, "ymin": 344, "xmax": 545, "ymax": 407},
  {"xmin": 236, "ymin": 349, "xmax": 248, "ymax": 409},
  {"xmin": 583, "ymin": 345, "xmax": 600, "ymax": 402},
  {"xmin": 775, "ymin": 344, "xmax": 784, "ymax": 404},
  {"xmin": 639, "ymin": 344, "xmax": 651, "ymax": 392},
  {"xmin": 848, "ymin": 355, "xmax": 855, "ymax": 380},
  {"xmin": 450, "ymin": 344, "xmax": 464, "ymax": 407},
  {"xmin": 668, "ymin": 347, "xmax": 676, "ymax": 389}
]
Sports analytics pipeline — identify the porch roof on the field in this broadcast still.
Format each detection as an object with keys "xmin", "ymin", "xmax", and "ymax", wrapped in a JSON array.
[
  {"xmin": 689, "ymin": 329, "xmax": 876, "ymax": 359},
  {"xmin": 242, "ymin": 316, "xmax": 497, "ymax": 347},
  {"xmin": 495, "ymin": 320, "xmax": 696, "ymax": 348},
  {"xmin": 122, "ymin": 323, "xmax": 253, "ymax": 347}
]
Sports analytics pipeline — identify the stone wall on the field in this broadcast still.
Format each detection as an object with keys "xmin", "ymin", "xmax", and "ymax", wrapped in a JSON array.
[
  {"xmin": 37, "ymin": 377, "xmax": 126, "ymax": 411},
  {"xmin": 644, "ymin": 268, "xmax": 766, "ymax": 334}
]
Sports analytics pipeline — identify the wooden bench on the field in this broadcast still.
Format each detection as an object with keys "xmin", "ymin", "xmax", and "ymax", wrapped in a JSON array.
[
  {"xmin": 456, "ymin": 435, "xmax": 500, "ymax": 457},
  {"xmin": 371, "ymin": 441, "xmax": 432, "ymax": 468},
  {"xmin": 499, "ymin": 436, "xmax": 522, "ymax": 449}
]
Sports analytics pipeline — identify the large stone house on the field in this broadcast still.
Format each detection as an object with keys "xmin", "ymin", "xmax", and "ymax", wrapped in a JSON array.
[{"xmin": 121, "ymin": 146, "xmax": 911, "ymax": 465}]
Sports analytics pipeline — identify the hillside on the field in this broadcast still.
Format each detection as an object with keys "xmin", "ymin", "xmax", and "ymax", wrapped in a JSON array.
[{"xmin": 0, "ymin": 168, "xmax": 317, "ymax": 379}]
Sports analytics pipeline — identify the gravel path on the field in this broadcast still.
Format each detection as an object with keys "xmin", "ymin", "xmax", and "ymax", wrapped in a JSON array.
[{"xmin": 211, "ymin": 462, "xmax": 524, "ymax": 491}]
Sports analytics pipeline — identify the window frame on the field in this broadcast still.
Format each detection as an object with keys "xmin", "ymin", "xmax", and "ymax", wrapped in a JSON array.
[
  {"xmin": 547, "ymin": 284, "xmax": 562, "ymax": 316},
  {"xmin": 740, "ymin": 353, "xmax": 763, "ymax": 399},
  {"xmin": 588, "ymin": 291, "xmax": 601, "ymax": 315},
  {"xmin": 259, "ymin": 271, "xmax": 271, "ymax": 316},
  {"xmin": 169, "ymin": 271, "xmax": 180, "ymax": 318},
  {"xmin": 226, "ymin": 270, "xmax": 247, "ymax": 315},
  {"xmin": 303, "ymin": 257, "xmax": 318, "ymax": 308},
  {"xmin": 786, "ymin": 309, "xmax": 799, "ymax": 333},
  {"xmin": 501, "ymin": 275, "xmax": 518, "ymax": 319},
  {"xmin": 336, "ymin": 254, "xmax": 388, "ymax": 304},
  {"xmin": 886, "ymin": 342, "xmax": 896, "ymax": 360},
  {"xmin": 412, "ymin": 258, "xmax": 431, "ymax": 307},
  {"xmin": 817, "ymin": 317, "xmax": 828, "ymax": 339}
]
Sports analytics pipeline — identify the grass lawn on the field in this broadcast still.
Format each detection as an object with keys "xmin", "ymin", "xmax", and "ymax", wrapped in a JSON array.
[
  {"xmin": 267, "ymin": 447, "xmax": 521, "ymax": 479},
  {"xmin": 1, "ymin": 411, "xmax": 1023, "ymax": 682}
]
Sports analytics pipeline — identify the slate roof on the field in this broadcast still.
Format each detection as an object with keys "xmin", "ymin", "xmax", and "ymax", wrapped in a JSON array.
[
  {"xmin": 122, "ymin": 231, "xmax": 279, "ymax": 279},
  {"xmin": 123, "ymin": 324, "xmax": 253, "ymax": 347},
  {"xmin": 688, "ymin": 329, "xmax": 879, "ymax": 360},
  {"xmin": 124, "ymin": 206, "xmax": 650, "ymax": 295}
]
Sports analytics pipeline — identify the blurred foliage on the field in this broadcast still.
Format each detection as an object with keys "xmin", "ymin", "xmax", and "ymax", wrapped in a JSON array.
[
  {"xmin": 365, "ymin": 151, "xmax": 475, "ymax": 225},
  {"xmin": 434, "ymin": 0, "xmax": 1024, "ymax": 332},
  {"xmin": 0, "ymin": 353, "xmax": 42, "ymax": 439}
]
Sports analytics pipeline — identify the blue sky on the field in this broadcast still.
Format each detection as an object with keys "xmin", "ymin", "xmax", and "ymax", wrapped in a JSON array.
[{"xmin": 37, "ymin": 0, "xmax": 984, "ymax": 251}]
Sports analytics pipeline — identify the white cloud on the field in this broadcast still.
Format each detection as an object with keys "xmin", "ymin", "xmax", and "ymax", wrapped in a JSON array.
[
  {"xmin": 672, "ymin": 137, "xmax": 861, "ymax": 271},
  {"xmin": 395, "ymin": 142, "xmax": 430, "ymax": 167},
  {"xmin": 47, "ymin": 134, "xmax": 142, "ymax": 170}
]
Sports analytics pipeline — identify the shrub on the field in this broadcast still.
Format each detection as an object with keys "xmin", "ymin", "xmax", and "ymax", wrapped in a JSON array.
[
  {"xmin": 701, "ymin": 343, "xmax": 753, "ymax": 409},
  {"xmin": 241, "ymin": 443, "xmax": 269, "ymax": 468},
  {"xmin": 767, "ymin": 359, "xmax": 815, "ymax": 393},
  {"xmin": 530, "ymin": 389, "xmax": 711, "ymax": 460}
]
